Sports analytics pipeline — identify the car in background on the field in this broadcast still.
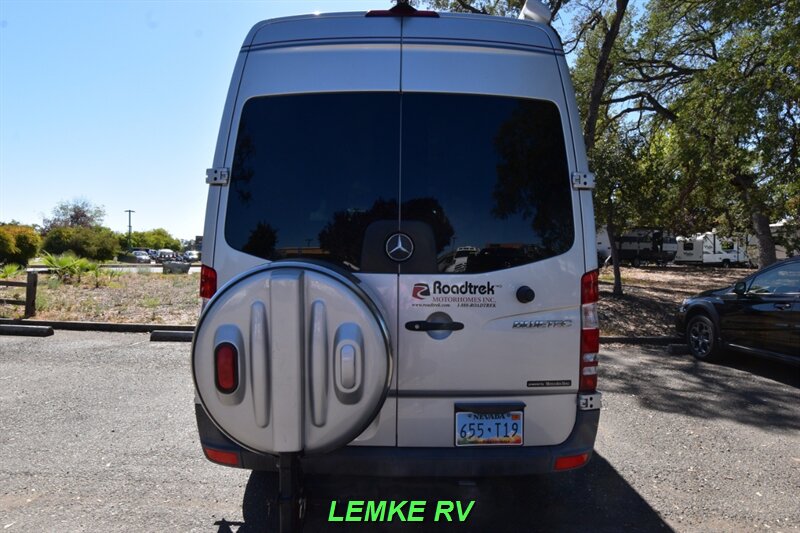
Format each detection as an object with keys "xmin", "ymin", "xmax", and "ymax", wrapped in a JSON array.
[
  {"xmin": 131, "ymin": 250, "xmax": 151, "ymax": 263},
  {"xmin": 155, "ymin": 249, "xmax": 179, "ymax": 263},
  {"xmin": 183, "ymin": 250, "xmax": 200, "ymax": 263},
  {"xmin": 676, "ymin": 256, "xmax": 800, "ymax": 365}
]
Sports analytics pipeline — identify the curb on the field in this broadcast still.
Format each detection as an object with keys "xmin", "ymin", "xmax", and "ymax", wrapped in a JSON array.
[
  {"xmin": 0, "ymin": 324, "xmax": 55, "ymax": 337},
  {"xmin": 0, "ymin": 318, "xmax": 194, "ymax": 333},
  {"xmin": 150, "ymin": 330, "xmax": 194, "ymax": 342},
  {"xmin": 600, "ymin": 336, "xmax": 682, "ymax": 346}
]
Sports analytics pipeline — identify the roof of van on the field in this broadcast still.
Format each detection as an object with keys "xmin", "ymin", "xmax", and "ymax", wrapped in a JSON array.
[{"xmin": 241, "ymin": 11, "xmax": 561, "ymax": 54}]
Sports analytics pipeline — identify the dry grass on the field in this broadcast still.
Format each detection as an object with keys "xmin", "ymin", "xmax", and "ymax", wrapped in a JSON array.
[
  {"xmin": 0, "ymin": 270, "xmax": 201, "ymax": 325},
  {"xmin": 1, "ymin": 264, "xmax": 750, "ymax": 335}
]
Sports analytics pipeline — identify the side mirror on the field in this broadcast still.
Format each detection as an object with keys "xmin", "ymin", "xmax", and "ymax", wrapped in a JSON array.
[{"xmin": 733, "ymin": 281, "xmax": 747, "ymax": 295}]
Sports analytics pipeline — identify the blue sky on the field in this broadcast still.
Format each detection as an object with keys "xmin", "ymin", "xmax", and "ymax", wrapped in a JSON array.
[{"xmin": 0, "ymin": 0, "xmax": 392, "ymax": 241}]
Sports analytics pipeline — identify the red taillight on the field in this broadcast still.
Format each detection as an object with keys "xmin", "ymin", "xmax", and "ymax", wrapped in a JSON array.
[
  {"xmin": 554, "ymin": 452, "xmax": 589, "ymax": 471},
  {"xmin": 200, "ymin": 264, "xmax": 217, "ymax": 299},
  {"xmin": 580, "ymin": 271, "xmax": 599, "ymax": 392},
  {"xmin": 203, "ymin": 446, "xmax": 240, "ymax": 466},
  {"xmin": 581, "ymin": 270, "xmax": 599, "ymax": 304},
  {"xmin": 581, "ymin": 328, "xmax": 600, "ymax": 354},
  {"xmin": 215, "ymin": 342, "xmax": 238, "ymax": 394}
]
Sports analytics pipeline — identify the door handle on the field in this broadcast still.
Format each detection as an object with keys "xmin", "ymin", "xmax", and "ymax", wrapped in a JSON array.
[
  {"xmin": 774, "ymin": 303, "xmax": 792, "ymax": 310},
  {"xmin": 405, "ymin": 320, "xmax": 464, "ymax": 332}
]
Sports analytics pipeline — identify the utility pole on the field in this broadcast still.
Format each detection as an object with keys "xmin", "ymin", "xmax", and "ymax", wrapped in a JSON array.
[{"xmin": 124, "ymin": 210, "xmax": 135, "ymax": 250}]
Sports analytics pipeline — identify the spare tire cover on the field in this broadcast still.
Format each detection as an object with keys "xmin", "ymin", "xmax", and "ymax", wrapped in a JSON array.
[{"xmin": 192, "ymin": 261, "xmax": 392, "ymax": 455}]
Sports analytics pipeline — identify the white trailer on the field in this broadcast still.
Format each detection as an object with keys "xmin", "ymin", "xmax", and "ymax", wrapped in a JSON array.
[{"xmin": 675, "ymin": 232, "xmax": 749, "ymax": 267}]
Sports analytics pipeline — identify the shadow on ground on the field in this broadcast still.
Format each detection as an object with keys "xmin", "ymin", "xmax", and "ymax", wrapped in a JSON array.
[
  {"xmin": 217, "ymin": 452, "xmax": 670, "ymax": 532},
  {"xmin": 602, "ymin": 345, "xmax": 800, "ymax": 432}
]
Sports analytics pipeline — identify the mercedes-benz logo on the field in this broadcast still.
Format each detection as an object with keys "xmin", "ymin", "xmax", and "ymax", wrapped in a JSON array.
[{"xmin": 385, "ymin": 233, "xmax": 414, "ymax": 262}]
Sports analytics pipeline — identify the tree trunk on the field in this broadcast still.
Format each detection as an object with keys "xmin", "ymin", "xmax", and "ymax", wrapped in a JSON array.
[
  {"xmin": 731, "ymin": 173, "xmax": 777, "ymax": 268},
  {"xmin": 750, "ymin": 211, "xmax": 777, "ymax": 268},
  {"xmin": 606, "ymin": 222, "xmax": 623, "ymax": 296},
  {"xmin": 583, "ymin": 0, "xmax": 629, "ymax": 296}
]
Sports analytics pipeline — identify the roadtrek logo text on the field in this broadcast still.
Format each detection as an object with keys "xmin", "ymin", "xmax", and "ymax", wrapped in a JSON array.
[{"xmin": 412, "ymin": 281, "xmax": 496, "ymax": 300}]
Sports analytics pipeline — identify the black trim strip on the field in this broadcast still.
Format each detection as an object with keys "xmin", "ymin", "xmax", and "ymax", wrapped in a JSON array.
[
  {"xmin": 454, "ymin": 401, "xmax": 526, "ymax": 413},
  {"xmin": 243, "ymin": 37, "xmax": 400, "ymax": 53},
  {"xmin": 242, "ymin": 37, "xmax": 563, "ymax": 56},
  {"xmin": 402, "ymin": 36, "xmax": 563, "ymax": 55},
  {"xmin": 388, "ymin": 389, "xmax": 575, "ymax": 398}
]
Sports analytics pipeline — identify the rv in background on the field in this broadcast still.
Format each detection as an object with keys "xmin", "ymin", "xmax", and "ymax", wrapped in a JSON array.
[
  {"xmin": 741, "ymin": 221, "xmax": 799, "ymax": 264},
  {"xmin": 674, "ymin": 232, "xmax": 749, "ymax": 267},
  {"xmin": 771, "ymin": 220, "xmax": 800, "ymax": 259},
  {"xmin": 597, "ymin": 228, "xmax": 677, "ymax": 266}
]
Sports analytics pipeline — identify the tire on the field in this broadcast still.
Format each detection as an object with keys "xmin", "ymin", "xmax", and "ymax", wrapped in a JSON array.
[
  {"xmin": 686, "ymin": 314, "xmax": 721, "ymax": 361},
  {"xmin": 632, "ymin": 257, "xmax": 642, "ymax": 268},
  {"xmin": 722, "ymin": 259, "xmax": 731, "ymax": 268}
]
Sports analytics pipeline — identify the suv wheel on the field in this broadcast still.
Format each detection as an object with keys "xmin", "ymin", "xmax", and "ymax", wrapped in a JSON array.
[{"xmin": 686, "ymin": 314, "xmax": 720, "ymax": 361}]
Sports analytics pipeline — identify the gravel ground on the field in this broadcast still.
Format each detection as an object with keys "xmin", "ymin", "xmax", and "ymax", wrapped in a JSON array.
[
  {"xmin": 598, "ymin": 344, "xmax": 800, "ymax": 531},
  {"xmin": 1, "ymin": 332, "xmax": 797, "ymax": 532}
]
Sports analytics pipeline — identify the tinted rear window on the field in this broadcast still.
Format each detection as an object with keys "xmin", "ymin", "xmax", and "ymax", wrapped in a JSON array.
[
  {"xmin": 402, "ymin": 93, "xmax": 573, "ymax": 274},
  {"xmin": 226, "ymin": 92, "xmax": 573, "ymax": 273},
  {"xmin": 226, "ymin": 93, "xmax": 400, "ymax": 270}
]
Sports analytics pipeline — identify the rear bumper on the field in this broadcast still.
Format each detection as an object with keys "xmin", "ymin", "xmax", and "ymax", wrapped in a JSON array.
[{"xmin": 195, "ymin": 402, "xmax": 600, "ymax": 476}]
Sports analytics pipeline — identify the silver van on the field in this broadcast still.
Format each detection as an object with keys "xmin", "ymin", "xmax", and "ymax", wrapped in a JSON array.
[{"xmin": 193, "ymin": 0, "xmax": 601, "ymax": 483}]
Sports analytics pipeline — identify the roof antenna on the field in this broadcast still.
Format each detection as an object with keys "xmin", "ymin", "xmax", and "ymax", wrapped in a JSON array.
[{"xmin": 518, "ymin": 0, "xmax": 551, "ymax": 24}]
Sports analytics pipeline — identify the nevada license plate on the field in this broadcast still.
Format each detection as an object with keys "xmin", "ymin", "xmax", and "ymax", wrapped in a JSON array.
[{"xmin": 455, "ymin": 411, "xmax": 523, "ymax": 447}]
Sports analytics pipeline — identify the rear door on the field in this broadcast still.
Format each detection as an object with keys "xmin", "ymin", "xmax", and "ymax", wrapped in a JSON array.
[
  {"xmin": 396, "ymin": 16, "xmax": 584, "ymax": 447},
  {"xmin": 214, "ymin": 15, "xmax": 404, "ymax": 447}
]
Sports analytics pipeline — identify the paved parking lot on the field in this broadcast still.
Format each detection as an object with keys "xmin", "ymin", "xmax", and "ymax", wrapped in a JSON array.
[{"xmin": 1, "ymin": 332, "xmax": 798, "ymax": 532}]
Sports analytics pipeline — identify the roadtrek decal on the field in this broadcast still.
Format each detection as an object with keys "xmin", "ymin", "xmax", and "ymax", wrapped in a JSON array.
[{"xmin": 411, "ymin": 281, "xmax": 500, "ymax": 309}]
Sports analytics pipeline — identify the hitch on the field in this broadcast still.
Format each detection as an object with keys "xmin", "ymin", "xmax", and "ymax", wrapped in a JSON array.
[{"xmin": 277, "ymin": 452, "xmax": 305, "ymax": 532}]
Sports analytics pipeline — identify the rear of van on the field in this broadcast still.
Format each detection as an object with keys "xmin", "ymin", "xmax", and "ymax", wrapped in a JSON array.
[{"xmin": 194, "ymin": 7, "xmax": 600, "ymax": 476}]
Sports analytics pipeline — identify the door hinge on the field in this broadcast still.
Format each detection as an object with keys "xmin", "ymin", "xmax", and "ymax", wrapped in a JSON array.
[
  {"xmin": 206, "ymin": 167, "xmax": 230, "ymax": 185},
  {"xmin": 572, "ymin": 171, "xmax": 595, "ymax": 190}
]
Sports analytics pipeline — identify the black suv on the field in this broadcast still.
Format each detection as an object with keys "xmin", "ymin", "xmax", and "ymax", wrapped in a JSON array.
[{"xmin": 676, "ymin": 256, "xmax": 800, "ymax": 365}]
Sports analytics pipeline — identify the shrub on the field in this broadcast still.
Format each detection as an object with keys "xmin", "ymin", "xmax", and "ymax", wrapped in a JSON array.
[
  {"xmin": 42, "ymin": 226, "xmax": 120, "ymax": 261},
  {"xmin": 0, "ymin": 228, "xmax": 17, "ymax": 260},
  {"xmin": 41, "ymin": 252, "xmax": 97, "ymax": 283},
  {"xmin": 0, "ymin": 263, "xmax": 22, "ymax": 279},
  {"xmin": 0, "ymin": 225, "xmax": 40, "ymax": 265}
]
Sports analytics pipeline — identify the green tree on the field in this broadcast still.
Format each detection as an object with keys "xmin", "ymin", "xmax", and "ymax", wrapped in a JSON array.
[
  {"xmin": 121, "ymin": 228, "xmax": 181, "ymax": 251},
  {"xmin": 42, "ymin": 198, "xmax": 106, "ymax": 232},
  {"xmin": 612, "ymin": 0, "xmax": 799, "ymax": 267},
  {"xmin": 0, "ymin": 224, "xmax": 41, "ymax": 265}
]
